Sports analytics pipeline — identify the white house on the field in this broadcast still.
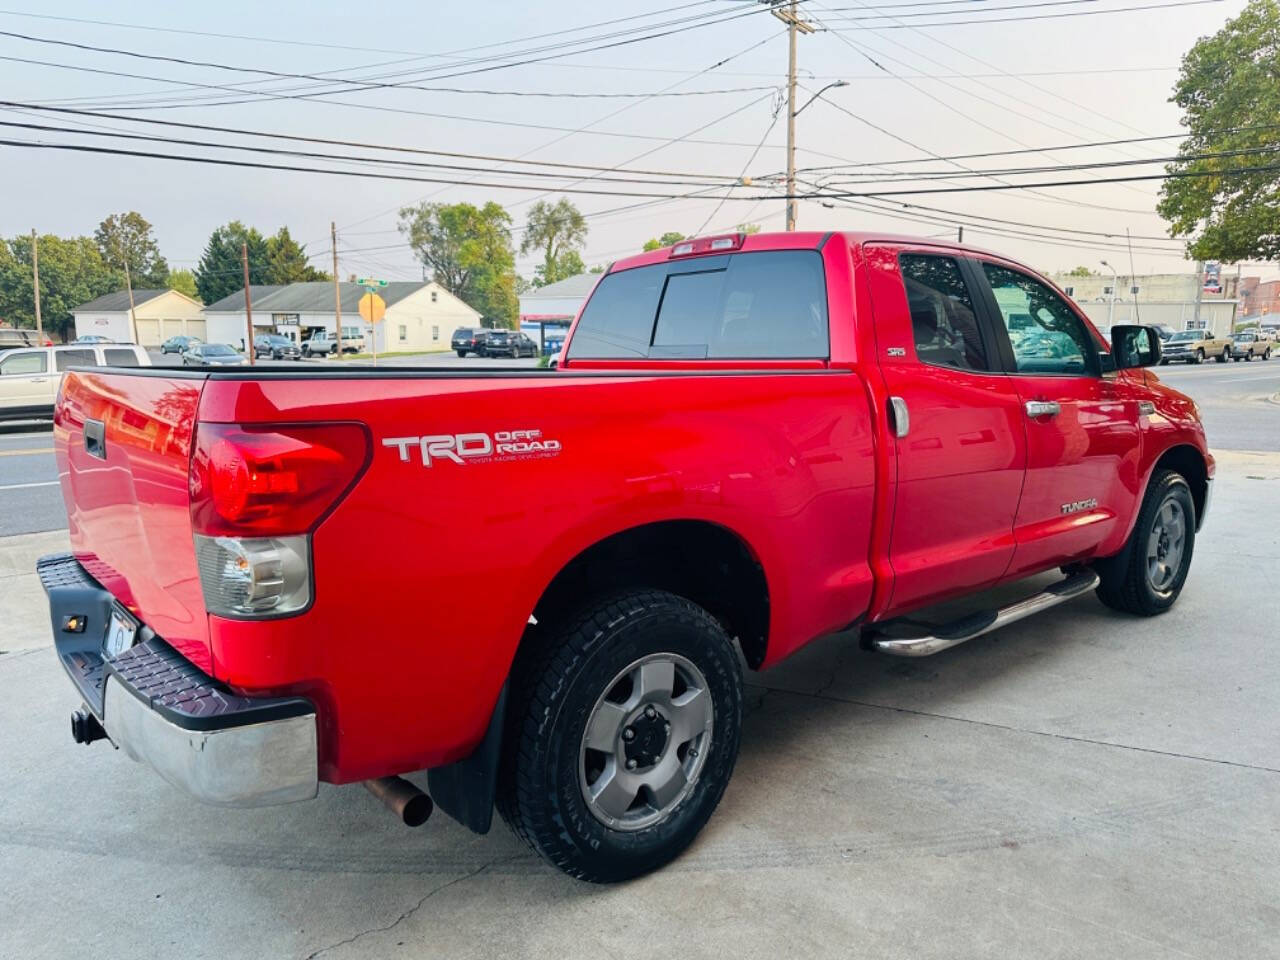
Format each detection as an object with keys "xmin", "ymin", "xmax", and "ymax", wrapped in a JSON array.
[
  {"xmin": 72, "ymin": 289, "xmax": 206, "ymax": 346},
  {"xmin": 518, "ymin": 272, "xmax": 599, "ymax": 350},
  {"xmin": 202, "ymin": 281, "xmax": 480, "ymax": 353}
]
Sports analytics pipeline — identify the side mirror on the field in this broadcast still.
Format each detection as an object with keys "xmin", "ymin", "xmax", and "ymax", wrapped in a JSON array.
[{"xmin": 1109, "ymin": 324, "xmax": 1162, "ymax": 370}]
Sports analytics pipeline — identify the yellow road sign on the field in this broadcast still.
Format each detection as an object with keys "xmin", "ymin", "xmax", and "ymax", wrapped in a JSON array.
[{"xmin": 358, "ymin": 291, "xmax": 386, "ymax": 324}]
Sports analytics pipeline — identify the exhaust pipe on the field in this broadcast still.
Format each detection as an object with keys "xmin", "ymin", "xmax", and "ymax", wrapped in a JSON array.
[{"xmin": 364, "ymin": 776, "xmax": 433, "ymax": 827}]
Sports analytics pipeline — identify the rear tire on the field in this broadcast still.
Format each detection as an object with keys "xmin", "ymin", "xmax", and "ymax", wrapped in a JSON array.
[
  {"xmin": 457, "ymin": 350, "xmax": 466, "ymax": 357},
  {"xmin": 1216, "ymin": 348, "xmax": 1229, "ymax": 363},
  {"xmin": 1094, "ymin": 469, "xmax": 1195, "ymax": 616},
  {"xmin": 496, "ymin": 589, "xmax": 743, "ymax": 883}
]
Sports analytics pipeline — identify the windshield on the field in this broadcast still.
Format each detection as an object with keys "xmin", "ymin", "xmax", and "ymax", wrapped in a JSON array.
[
  {"xmin": 1169, "ymin": 331, "xmax": 1199, "ymax": 342},
  {"xmin": 203, "ymin": 344, "xmax": 237, "ymax": 356},
  {"xmin": 342, "ymin": 328, "xmax": 361, "ymax": 338},
  {"xmin": 1233, "ymin": 334, "xmax": 1253, "ymax": 341}
]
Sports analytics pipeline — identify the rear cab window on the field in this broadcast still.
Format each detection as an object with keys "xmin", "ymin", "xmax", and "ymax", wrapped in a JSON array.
[{"xmin": 567, "ymin": 250, "xmax": 829, "ymax": 361}]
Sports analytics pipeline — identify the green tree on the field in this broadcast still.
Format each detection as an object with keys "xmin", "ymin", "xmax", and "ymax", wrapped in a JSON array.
[
  {"xmin": 643, "ymin": 231, "xmax": 687, "ymax": 252},
  {"xmin": 95, "ymin": 211, "xmax": 169, "ymax": 287},
  {"xmin": 167, "ymin": 268, "xmax": 199, "ymax": 300},
  {"xmin": 521, "ymin": 198, "xmax": 588, "ymax": 287},
  {"xmin": 398, "ymin": 201, "xmax": 518, "ymax": 326},
  {"xmin": 1158, "ymin": 0, "xmax": 1280, "ymax": 261},
  {"xmin": 265, "ymin": 226, "xmax": 329, "ymax": 284},
  {"xmin": 0, "ymin": 233, "xmax": 118, "ymax": 342},
  {"xmin": 1067, "ymin": 265, "xmax": 1095, "ymax": 277},
  {"xmin": 735, "ymin": 223, "xmax": 763, "ymax": 235},
  {"xmin": 194, "ymin": 221, "xmax": 269, "ymax": 304}
]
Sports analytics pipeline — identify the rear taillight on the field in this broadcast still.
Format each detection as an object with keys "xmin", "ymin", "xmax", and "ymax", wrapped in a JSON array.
[{"xmin": 190, "ymin": 423, "xmax": 368, "ymax": 618}]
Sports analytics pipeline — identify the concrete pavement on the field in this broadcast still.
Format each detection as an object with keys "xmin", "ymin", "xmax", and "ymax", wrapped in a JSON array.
[{"xmin": 1, "ymin": 450, "xmax": 1277, "ymax": 959}]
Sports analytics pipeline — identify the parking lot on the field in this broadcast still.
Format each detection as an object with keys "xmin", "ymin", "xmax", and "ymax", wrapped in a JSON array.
[{"xmin": 2, "ymin": 359, "xmax": 1278, "ymax": 959}]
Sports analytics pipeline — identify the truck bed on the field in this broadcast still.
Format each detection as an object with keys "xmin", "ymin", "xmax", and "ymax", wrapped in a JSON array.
[{"xmin": 54, "ymin": 363, "xmax": 877, "ymax": 781}]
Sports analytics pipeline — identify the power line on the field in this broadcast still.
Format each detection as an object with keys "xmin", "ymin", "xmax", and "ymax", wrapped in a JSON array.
[
  {"xmin": 822, "ymin": 0, "xmax": 1223, "ymax": 29},
  {"xmin": 3, "ymin": 134, "xmax": 1275, "ymax": 199}
]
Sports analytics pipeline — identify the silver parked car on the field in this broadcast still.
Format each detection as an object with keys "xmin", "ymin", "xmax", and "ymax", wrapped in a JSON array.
[{"xmin": 182, "ymin": 343, "xmax": 247, "ymax": 366}]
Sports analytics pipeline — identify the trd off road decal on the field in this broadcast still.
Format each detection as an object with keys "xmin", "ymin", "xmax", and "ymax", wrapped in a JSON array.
[{"xmin": 382, "ymin": 429, "xmax": 563, "ymax": 467}]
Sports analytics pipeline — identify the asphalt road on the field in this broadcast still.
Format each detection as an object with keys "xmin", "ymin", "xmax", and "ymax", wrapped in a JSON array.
[
  {"xmin": 2, "ymin": 450, "xmax": 1277, "ymax": 959},
  {"xmin": 1, "ymin": 357, "xmax": 1276, "ymax": 537}
]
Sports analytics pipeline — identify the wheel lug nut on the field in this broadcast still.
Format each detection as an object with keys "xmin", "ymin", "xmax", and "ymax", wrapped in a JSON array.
[
  {"xmin": 645, "ymin": 705, "xmax": 656, "ymax": 718},
  {"xmin": 664, "ymin": 723, "xmax": 670, "ymax": 733},
  {"xmin": 688, "ymin": 748, "xmax": 698, "ymax": 758},
  {"xmin": 623, "ymin": 728, "xmax": 635, "ymax": 741},
  {"xmin": 626, "ymin": 759, "xmax": 637, "ymax": 770}
]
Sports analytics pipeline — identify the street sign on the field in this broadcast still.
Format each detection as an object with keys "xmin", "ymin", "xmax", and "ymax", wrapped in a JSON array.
[
  {"xmin": 356, "ymin": 277, "xmax": 388, "ymax": 288},
  {"xmin": 358, "ymin": 291, "xmax": 386, "ymax": 324}
]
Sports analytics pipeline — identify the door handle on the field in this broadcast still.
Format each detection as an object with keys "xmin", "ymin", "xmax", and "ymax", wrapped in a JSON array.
[
  {"xmin": 889, "ymin": 396, "xmax": 910, "ymax": 438},
  {"xmin": 1025, "ymin": 400, "xmax": 1060, "ymax": 418}
]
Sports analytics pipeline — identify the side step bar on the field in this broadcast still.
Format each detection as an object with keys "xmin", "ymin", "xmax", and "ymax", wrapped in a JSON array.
[{"xmin": 868, "ymin": 569, "xmax": 1100, "ymax": 658}]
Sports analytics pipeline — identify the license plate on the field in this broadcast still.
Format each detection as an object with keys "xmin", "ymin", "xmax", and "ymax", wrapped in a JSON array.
[{"xmin": 104, "ymin": 607, "xmax": 138, "ymax": 659}]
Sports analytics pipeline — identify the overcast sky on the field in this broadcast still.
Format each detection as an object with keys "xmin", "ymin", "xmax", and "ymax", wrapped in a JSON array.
[{"xmin": 0, "ymin": 0, "xmax": 1268, "ymax": 284}]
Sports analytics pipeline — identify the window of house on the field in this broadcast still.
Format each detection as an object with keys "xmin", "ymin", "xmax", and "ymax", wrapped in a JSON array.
[
  {"xmin": 400, "ymin": 324, "xmax": 408, "ymax": 343},
  {"xmin": 1064, "ymin": 286, "xmax": 1074, "ymax": 297},
  {"xmin": 431, "ymin": 290, "xmax": 438, "ymax": 302},
  {"xmin": 431, "ymin": 325, "xmax": 439, "ymax": 341},
  {"xmin": 982, "ymin": 263, "xmax": 1094, "ymax": 375},
  {"xmin": 898, "ymin": 254, "xmax": 989, "ymax": 371},
  {"xmin": 1103, "ymin": 285, "xmax": 1114, "ymax": 296}
]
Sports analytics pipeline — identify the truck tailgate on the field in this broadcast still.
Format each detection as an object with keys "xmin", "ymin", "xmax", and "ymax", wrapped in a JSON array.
[{"xmin": 54, "ymin": 370, "xmax": 212, "ymax": 673}]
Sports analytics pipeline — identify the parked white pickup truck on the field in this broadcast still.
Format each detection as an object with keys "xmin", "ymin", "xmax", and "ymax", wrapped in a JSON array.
[{"xmin": 302, "ymin": 326, "xmax": 365, "ymax": 356}]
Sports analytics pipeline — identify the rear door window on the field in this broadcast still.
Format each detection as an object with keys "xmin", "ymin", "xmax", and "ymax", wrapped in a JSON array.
[
  {"xmin": 569, "ymin": 250, "xmax": 828, "ymax": 360},
  {"xmin": 898, "ymin": 254, "xmax": 990, "ymax": 371},
  {"xmin": 55, "ymin": 349, "xmax": 99, "ymax": 371}
]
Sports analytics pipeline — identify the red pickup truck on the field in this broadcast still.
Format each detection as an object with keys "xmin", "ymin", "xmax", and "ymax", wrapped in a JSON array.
[{"xmin": 39, "ymin": 231, "xmax": 1211, "ymax": 882}]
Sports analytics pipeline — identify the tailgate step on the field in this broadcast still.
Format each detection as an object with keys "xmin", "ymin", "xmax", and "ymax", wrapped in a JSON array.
[{"xmin": 866, "ymin": 569, "xmax": 1100, "ymax": 658}]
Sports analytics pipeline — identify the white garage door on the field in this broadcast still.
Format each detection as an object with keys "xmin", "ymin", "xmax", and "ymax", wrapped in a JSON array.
[
  {"xmin": 186, "ymin": 319, "xmax": 207, "ymax": 340},
  {"xmin": 133, "ymin": 319, "xmax": 161, "ymax": 346}
]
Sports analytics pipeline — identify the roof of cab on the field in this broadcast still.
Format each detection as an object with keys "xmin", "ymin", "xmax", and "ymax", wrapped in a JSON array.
[{"xmin": 607, "ymin": 230, "xmax": 1009, "ymax": 274}]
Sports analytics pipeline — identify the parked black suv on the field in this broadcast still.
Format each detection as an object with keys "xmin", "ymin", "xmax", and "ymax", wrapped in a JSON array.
[
  {"xmin": 451, "ymin": 327, "xmax": 487, "ymax": 357},
  {"xmin": 482, "ymin": 330, "xmax": 538, "ymax": 358},
  {"xmin": 253, "ymin": 333, "xmax": 302, "ymax": 361}
]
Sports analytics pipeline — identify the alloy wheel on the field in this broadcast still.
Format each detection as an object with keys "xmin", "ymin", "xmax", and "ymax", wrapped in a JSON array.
[
  {"xmin": 1146, "ymin": 497, "xmax": 1186, "ymax": 594},
  {"xmin": 579, "ymin": 652, "xmax": 713, "ymax": 832}
]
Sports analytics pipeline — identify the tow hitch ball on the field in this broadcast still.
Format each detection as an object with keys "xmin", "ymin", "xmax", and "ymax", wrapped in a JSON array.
[
  {"xmin": 364, "ymin": 776, "xmax": 433, "ymax": 827},
  {"xmin": 70, "ymin": 709, "xmax": 107, "ymax": 745}
]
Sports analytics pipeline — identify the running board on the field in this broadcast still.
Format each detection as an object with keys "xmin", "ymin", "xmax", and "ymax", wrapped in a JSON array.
[{"xmin": 868, "ymin": 570, "xmax": 1100, "ymax": 658}]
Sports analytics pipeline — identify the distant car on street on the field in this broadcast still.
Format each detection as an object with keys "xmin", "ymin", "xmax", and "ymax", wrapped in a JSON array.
[
  {"xmin": 1152, "ymin": 324, "xmax": 1176, "ymax": 342},
  {"xmin": 451, "ymin": 327, "xmax": 487, "ymax": 357},
  {"xmin": 1229, "ymin": 331, "xmax": 1271, "ymax": 361},
  {"xmin": 0, "ymin": 328, "xmax": 47, "ymax": 352},
  {"xmin": 161, "ymin": 335, "xmax": 202, "ymax": 354},
  {"xmin": 1160, "ymin": 329, "xmax": 1233, "ymax": 364},
  {"xmin": 253, "ymin": 334, "xmax": 302, "ymax": 361},
  {"xmin": 547, "ymin": 348, "xmax": 562, "ymax": 370},
  {"xmin": 181, "ymin": 342, "xmax": 247, "ymax": 366},
  {"xmin": 302, "ymin": 326, "xmax": 364, "ymax": 356},
  {"xmin": 482, "ymin": 330, "xmax": 538, "ymax": 358}
]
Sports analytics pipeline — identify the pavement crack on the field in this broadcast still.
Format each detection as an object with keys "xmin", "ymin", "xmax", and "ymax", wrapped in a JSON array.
[
  {"xmin": 0, "ymin": 646, "xmax": 48, "ymax": 664},
  {"xmin": 304, "ymin": 854, "xmax": 517, "ymax": 959},
  {"xmin": 763, "ymin": 685, "xmax": 1280, "ymax": 775}
]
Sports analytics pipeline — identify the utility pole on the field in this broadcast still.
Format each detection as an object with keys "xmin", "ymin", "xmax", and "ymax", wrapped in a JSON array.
[
  {"xmin": 242, "ymin": 242, "xmax": 255, "ymax": 365},
  {"xmin": 123, "ymin": 258, "xmax": 139, "ymax": 346},
  {"xmin": 957, "ymin": 226, "xmax": 964, "ymax": 243},
  {"xmin": 31, "ymin": 229, "xmax": 43, "ymax": 344},
  {"xmin": 331, "ymin": 221, "xmax": 342, "ymax": 340},
  {"xmin": 773, "ymin": 1, "xmax": 814, "ymax": 231}
]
